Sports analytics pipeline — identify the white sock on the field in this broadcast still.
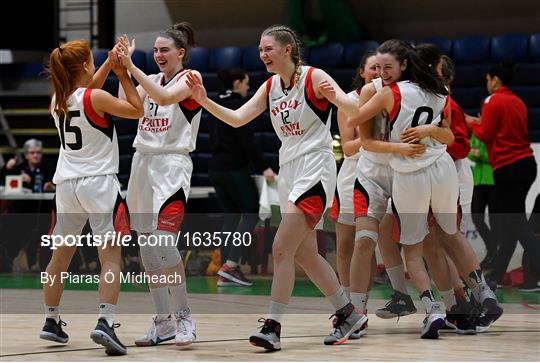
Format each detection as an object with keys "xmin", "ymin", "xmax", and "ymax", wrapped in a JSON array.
[
  {"xmin": 225, "ymin": 260, "xmax": 238, "ymax": 268},
  {"xmin": 343, "ymin": 285, "xmax": 351, "ymax": 300},
  {"xmin": 386, "ymin": 264, "xmax": 408, "ymax": 294},
  {"xmin": 440, "ymin": 289, "xmax": 457, "ymax": 311},
  {"xmin": 420, "ymin": 290, "xmax": 435, "ymax": 313},
  {"xmin": 327, "ymin": 286, "xmax": 350, "ymax": 311},
  {"xmin": 45, "ymin": 305, "xmax": 59, "ymax": 323},
  {"xmin": 170, "ymin": 283, "xmax": 189, "ymax": 314},
  {"xmin": 268, "ymin": 300, "xmax": 287, "ymax": 323},
  {"xmin": 98, "ymin": 303, "xmax": 116, "ymax": 327},
  {"xmin": 150, "ymin": 286, "xmax": 171, "ymax": 315},
  {"xmin": 350, "ymin": 292, "xmax": 368, "ymax": 313}
]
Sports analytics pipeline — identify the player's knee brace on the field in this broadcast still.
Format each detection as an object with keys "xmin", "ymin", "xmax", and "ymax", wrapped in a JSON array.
[
  {"xmin": 140, "ymin": 244, "xmax": 164, "ymax": 271},
  {"xmin": 154, "ymin": 230, "xmax": 182, "ymax": 268},
  {"xmin": 355, "ymin": 230, "xmax": 379, "ymax": 244}
]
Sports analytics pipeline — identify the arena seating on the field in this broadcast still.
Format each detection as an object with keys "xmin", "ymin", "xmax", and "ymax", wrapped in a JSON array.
[{"xmin": 6, "ymin": 33, "xmax": 539, "ymax": 188}]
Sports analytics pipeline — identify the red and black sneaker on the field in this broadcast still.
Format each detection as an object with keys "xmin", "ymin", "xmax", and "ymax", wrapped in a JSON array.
[{"xmin": 217, "ymin": 264, "xmax": 252, "ymax": 286}]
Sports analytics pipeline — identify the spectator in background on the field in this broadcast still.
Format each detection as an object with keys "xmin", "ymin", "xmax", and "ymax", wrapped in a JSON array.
[
  {"xmin": 208, "ymin": 68, "xmax": 276, "ymax": 287},
  {"xmin": 0, "ymin": 139, "xmax": 55, "ymax": 272},
  {"xmin": 467, "ymin": 62, "xmax": 540, "ymax": 290},
  {"xmin": 0, "ymin": 139, "xmax": 54, "ymax": 192},
  {"xmin": 468, "ymin": 134, "xmax": 499, "ymax": 271}
]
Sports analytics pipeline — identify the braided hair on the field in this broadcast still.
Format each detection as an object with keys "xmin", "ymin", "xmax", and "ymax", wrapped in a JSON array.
[{"xmin": 261, "ymin": 24, "xmax": 303, "ymax": 87}]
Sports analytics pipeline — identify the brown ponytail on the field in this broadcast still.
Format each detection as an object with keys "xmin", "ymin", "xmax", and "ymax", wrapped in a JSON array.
[
  {"xmin": 160, "ymin": 21, "xmax": 196, "ymax": 63},
  {"xmin": 262, "ymin": 24, "xmax": 303, "ymax": 87},
  {"xmin": 46, "ymin": 39, "xmax": 91, "ymax": 119}
]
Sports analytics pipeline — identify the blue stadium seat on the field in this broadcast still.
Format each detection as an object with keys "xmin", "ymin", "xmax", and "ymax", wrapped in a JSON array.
[
  {"xmin": 243, "ymin": 46, "xmax": 265, "ymax": 71},
  {"xmin": 451, "ymin": 87, "xmax": 487, "ymax": 109},
  {"xmin": 514, "ymin": 63, "xmax": 540, "ymax": 85},
  {"xmin": 22, "ymin": 62, "xmax": 44, "ymax": 77},
  {"xmin": 131, "ymin": 49, "xmax": 146, "ymax": 72},
  {"xmin": 145, "ymin": 50, "xmax": 160, "ymax": 74},
  {"xmin": 513, "ymin": 86, "xmax": 540, "ymax": 107},
  {"xmin": 453, "ymin": 65, "xmax": 482, "ymax": 87},
  {"xmin": 185, "ymin": 47, "xmax": 210, "ymax": 72},
  {"xmin": 422, "ymin": 37, "xmax": 453, "ymax": 55},
  {"xmin": 529, "ymin": 33, "xmax": 540, "ymax": 61},
  {"xmin": 490, "ymin": 34, "xmax": 529, "ymax": 62},
  {"xmin": 196, "ymin": 133, "xmax": 210, "ymax": 152},
  {"xmin": 330, "ymin": 69, "xmax": 357, "ymax": 92},
  {"xmin": 93, "ymin": 49, "xmax": 108, "ymax": 68},
  {"xmin": 210, "ymin": 47, "xmax": 242, "ymax": 71},
  {"xmin": 452, "ymin": 36, "xmax": 490, "ymax": 63},
  {"xmin": 307, "ymin": 42, "xmax": 344, "ymax": 68},
  {"xmin": 343, "ymin": 41, "xmax": 379, "ymax": 68}
]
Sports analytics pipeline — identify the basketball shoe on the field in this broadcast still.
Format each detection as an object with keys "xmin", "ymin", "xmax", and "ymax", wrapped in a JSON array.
[
  {"xmin": 249, "ymin": 318, "xmax": 281, "ymax": 351},
  {"xmin": 90, "ymin": 318, "xmax": 127, "ymax": 355},
  {"xmin": 420, "ymin": 303, "xmax": 446, "ymax": 339},
  {"xmin": 217, "ymin": 264, "xmax": 252, "ymax": 286},
  {"xmin": 40, "ymin": 317, "xmax": 68, "ymax": 343},
  {"xmin": 376, "ymin": 290, "xmax": 417, "ymax": 319},
  {"xmin": 134, "ymin": 314, "xmax": 176, "ymax": 346},
  {"xmin": 324, "ymin": 304, "xmax": 367, "ymax": 345},
  {"xmin": 175, "ymin": 309, "xmax": 196, "ymax": 346}
]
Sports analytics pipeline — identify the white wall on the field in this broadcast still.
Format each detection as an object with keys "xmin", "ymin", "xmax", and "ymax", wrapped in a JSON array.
[{"xmin": 115, "ymin": 0, "xmax": 172, "ymax": 51}]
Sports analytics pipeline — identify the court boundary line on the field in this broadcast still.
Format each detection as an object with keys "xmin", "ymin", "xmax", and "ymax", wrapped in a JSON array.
[{"xmin": 2, "ymin": 329, "xmax": 539, "ymax": 358}]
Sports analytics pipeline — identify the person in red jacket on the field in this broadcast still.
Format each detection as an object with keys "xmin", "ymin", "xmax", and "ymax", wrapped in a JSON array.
[{"xmin": 467, "ymin": 62, "xmax": 539, "ymax": 290}]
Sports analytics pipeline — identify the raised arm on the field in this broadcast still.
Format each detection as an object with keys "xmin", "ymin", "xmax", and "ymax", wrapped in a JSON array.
[
  {"xmin": 186, "ymin": 71, "xmax": 267, "ymax": 128},
  {"xmin": 311, "ymin": 68, "xmax": 360, "ymax": 119},
  {"xmin": 90, "ymin": 56, "xmax": 144, "ymax": 119},
  {"xmin": 348, "ymin": 86, "xmax": 394, "ymax": 128}
]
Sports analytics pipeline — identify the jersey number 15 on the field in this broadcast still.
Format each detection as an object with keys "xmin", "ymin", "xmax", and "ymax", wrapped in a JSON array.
[{"xmin": 58, "ymin": 110, "xmax": 83, "ymax": 150}]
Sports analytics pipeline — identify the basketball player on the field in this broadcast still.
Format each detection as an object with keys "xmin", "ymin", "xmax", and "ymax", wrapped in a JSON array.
[
  {"xmin": 328, "ymin": 52, "xmax": 377, "ymax": 340},
  {"xmin": 186, "ymin": 25, "xmax": 366, "ymax": 350},
  {"xmin": 114, "ymin": 24, "xmax": 201, "ymax": 347},
  {"xmin": 42, "ymin": 39, "xmax": 143, "ymax": 355}
]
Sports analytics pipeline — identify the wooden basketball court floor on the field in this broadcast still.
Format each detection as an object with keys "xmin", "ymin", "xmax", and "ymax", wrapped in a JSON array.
[{"xmin": 1, "ymin": 289, "xmax": 539, "ymax": 361}]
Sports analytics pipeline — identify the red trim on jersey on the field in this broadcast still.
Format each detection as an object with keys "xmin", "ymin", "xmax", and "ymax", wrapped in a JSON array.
[
  {"xmin": 157, "ymin": 200, "xmax": 185, "ymax": 233},
  {"xmin": 305, "ymin": 67, "xmax": 329, "ymax": 112},
  {"xmin": 179, "ymin": 97, "xmax": 200, "ymax": 111},
  {"xmin": 353, "ymin": 180, "xmax": 369, "ymax": 219},
  {"xmin": 443, "ymin": 95, "xmax": 451, "ymax": 119},
  {"xmin": 113, "ymin": 200, "xmax": 131, "ymax": 237},
  {"xmin": 265, "ymin": 76, "xmax": 273, "ymax": 96},
  {"xmin": 296, "ymin": 195, "xmax": 325, "ymax": 229},
  {"xmin": 328, "ymin": 195, "xmax": 339, "ymax": 222},
  {"xmin": 388, "ymin": 83, "xmax": 401, "ymax": 123},
  {"xmin": 83, "ymin": 88, "xmax": 110, "ymax": 128}
]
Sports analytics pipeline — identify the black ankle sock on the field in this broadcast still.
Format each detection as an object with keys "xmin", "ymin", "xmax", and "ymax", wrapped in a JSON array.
[{"xmin": 336, "ymin": 302, "xmax": 354, "ymax": 316}]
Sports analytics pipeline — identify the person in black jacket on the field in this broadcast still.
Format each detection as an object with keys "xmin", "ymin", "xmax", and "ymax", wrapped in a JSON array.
[{"xmin": 209, "ymin": 68, "xmax": 276, "ymax": 287}]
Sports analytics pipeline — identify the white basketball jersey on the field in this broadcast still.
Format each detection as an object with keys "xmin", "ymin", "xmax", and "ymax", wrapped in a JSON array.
[
  {"xmin": 344, "ymin": 90, "xmax": 360, "ymax": 160},
  {"xmin": 133, "ymin": 69, "xmax": 202, "ymax": 153},
  {"xmin": 51, "ymin": 88, "xmax": 119, "ymax": 184},
  {"xmin": 361, "ymin": 77, "xmax": 391, "ymax": 165},
  {"xmin": 267, "ymin": 66, "xmax": 333, "ymax": 166},
  {"xmin": 388, "ymin": 81, "xmax": 448, "ymax": 172}
]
